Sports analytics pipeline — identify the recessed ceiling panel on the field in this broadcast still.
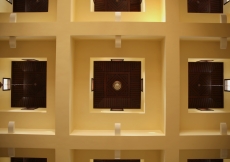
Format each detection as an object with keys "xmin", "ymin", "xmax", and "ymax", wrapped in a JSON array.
[
  {"xmin": 11, "ymin": 61, "xmax": 47, "ymax": 108},
  {"xmin": 188, "ymin": 62, "xmax": 223, "ymax": 108},
  {"xmin": 94, "ymin": 160, "xmax": 140, "ymax": 162},
  {"xmin": 93, "ymin": 61, "xmax": 141, "ymax": 109}
]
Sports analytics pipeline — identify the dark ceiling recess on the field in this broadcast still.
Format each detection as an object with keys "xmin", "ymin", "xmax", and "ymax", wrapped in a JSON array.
[
  {"xmin": 93, "ymin": 61, "xmax": 142, "ymax": 109},
  {"xmin": 13, "ymin": 0, "xmax": 48, "ymax": 12},
  {"xmin": 11, "ymin": 158, "xmax": 47, "ymax": 162},
  {"xmin": 94, "ymin": 0, "xmax": 142, "ymax": 12},
  {"xmin": 11, "ymin": 61, "xmax": 47, "ymax": 108},
  {"xmin": 188, "ymin": 62, "xmax": 224, "ymax": 108},
  {"xmin": 188, "ymin": 159, "xmax": 223, "ymax": 162},
  {"xmin": 187, "ymin": 0, "xmax": 223, "ymax": 13},
  {"xmin": 94, "ymin": 160, "xmax": 140, "ymax": 162}
]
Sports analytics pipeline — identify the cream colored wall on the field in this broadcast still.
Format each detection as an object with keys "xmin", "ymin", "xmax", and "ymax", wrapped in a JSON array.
[
  {"xmin": 180, "ymin": 40, "xmax": 230, "ymax": 131},
  {"xmin": 179, "ymin": 0, "xmax": 230, "ymax": 23},
  {"xmin": 73, "ymin": 39, "xmax": 163, "ymax": 131},
  {"xmin": 180, "ymin": 149, "xmax": 230, "ymax": 162},
  {"xmin": 0, "ymin": 0, "xmax": 12, "ymax": 13},
  {"xmin": 74, "ymin": 150, "xmax": 162, "ymax": 162},
  {"xmin": 73, "ymin": 0, "xmax": 164, "ymax": 22},
  {"xmin": 0, "ymin": 0, "xmax": 57, "ymax": 22},
  {"xmin": 0, "ymin": 40, "xmax": 56, "ymax": 129},
  {"xmin": 0, "ymin": 148, "xmax": 55, "ymax": 162}
]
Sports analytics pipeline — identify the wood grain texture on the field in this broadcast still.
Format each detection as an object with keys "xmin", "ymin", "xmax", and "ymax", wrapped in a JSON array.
[
  {"xmin": 94, "ymin": 160, "xmax": 140, "ymax": 162},
  {"xmin": 11, "ymin": 158, "xmax": 47, "ymax": 162},
  {"xmin": 188, "ymin": 62, "xmax": 223, "ymax": 108},
  {"xmin": 94, "ymin": 0, "xmax": 141, "ymax": 12},
  {"xmin": 13, "ymin": 0, "xmax": 48, "ymax": 12},
  {"xmin": 188, "ymin": 159, "xmax": 223, "ymax": 162},
  {"xmin": 93, "ymin": 61, "xmax": 141, "ymax": 109},
  {"xmin": 188, "ymin": 0, "xmax": 223, "ymax": 13},
  {"xmin": 11, "ymin": 61, "xmax": 47, "ymax": 108}
]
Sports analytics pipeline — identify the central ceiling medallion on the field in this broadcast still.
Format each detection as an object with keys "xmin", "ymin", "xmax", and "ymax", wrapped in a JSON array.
[{"xmin": 113, "ymin": 81, "xmax": 122, "ymax": 91}]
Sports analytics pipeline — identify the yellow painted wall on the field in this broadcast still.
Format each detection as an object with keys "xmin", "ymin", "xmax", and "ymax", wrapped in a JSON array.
[
  {"xmin": 74, "ymin": 150, "xmax": 162, "ymax": 162},
  {"xmin": 0, "ymin": 0, "xmax": 12, "ymax": 13},
  {"xmin": 0, "ymin": 0, "xmax": 57, "ymax": 22},
  {"xmin": 72, "ymin": 0, "xmax": 164, "ymax": 22},
  {"xmin": 180, "ymin": 40, "xmax": 230, "ymax": 131},
  {"xmin": 73, "ymin": 39, "xmax": 164, "ymax": 131},
  {"xmin": 0, "ymin": 40, "xmax": 56, "ymax": 129}
]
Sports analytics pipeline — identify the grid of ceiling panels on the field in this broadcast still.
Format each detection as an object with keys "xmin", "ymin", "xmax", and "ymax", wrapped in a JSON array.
[{"xmin": 0, "ymin": 0, "xmax": 230, "ymax": 162}]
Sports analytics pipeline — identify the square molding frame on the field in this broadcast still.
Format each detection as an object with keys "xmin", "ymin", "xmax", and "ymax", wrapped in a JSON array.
[{"xmin": 89, "ymin": 57, "xmax": 145, "ymax": 113}]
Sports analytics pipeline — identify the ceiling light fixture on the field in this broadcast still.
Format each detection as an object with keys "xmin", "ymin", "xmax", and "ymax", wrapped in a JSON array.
[
  {"xmin": 0, "ymin": 78, "xmax": 37, "ymax": 91},
  {"xmin": 224, "ymin": 79, "xmax": 230, "ymax": 92},
  {"xmin": 0, "ymin": 78, "xmax": 11, "ymax": 91}
]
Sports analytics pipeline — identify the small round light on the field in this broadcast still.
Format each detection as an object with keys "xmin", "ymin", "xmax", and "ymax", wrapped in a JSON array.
[{"xmin": 113, "ymin": 81, "xmax": 122, "ymax": 91}]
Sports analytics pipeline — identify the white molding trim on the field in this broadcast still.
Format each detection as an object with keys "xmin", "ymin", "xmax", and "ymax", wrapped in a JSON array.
[
  {"xmin": 220, "ymin": 37, "xmax": 227, "ymax": 49},
  {"xmin": 8, "ymin": 121, "xmax": 15, "ymax": 133},
  {"xmin": 115, "ymin": 12, "xmax": 121, "ymax": 21},
  {"xmin": 9, "ymin": 13, "xmax": 17, "ymax": 23},
  {"xmin": 115, "ymin": 150, "xmax": 121, "ymax": 159},
  {"xmin": 8, "ymin": 148, "xmax": 15, "ymax": 157},
  {"xmin": 220, "ymin": 123, "xmax": 227, "ymax": 135},
  {"xmin": 115, "ymin": 123, "xmax": 121, "ymax": 135},
  {"xmin": 220, "ymin": 149, "xmax": 228, "ymax": 158},
  {"xmin": 9, "ymin": 36, "xmax": 16, "ymax": 48},
  {"xmin": 115, "ymin": 35, "xmax": 121, "ymax": 48}
]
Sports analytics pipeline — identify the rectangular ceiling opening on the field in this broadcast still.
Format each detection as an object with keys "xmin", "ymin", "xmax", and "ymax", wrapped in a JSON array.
[
  {"xmin": 188, "ymin": 62, "xmax": 224, "ymax": 108},
  {"xmin": 13, "ymin": 0, "xmax": 49, "ymax": 12},
  {"xmin": 94, "ymin": 160, "xmax": 141, "ymax": 162},
  {"xmin": 11, "ymin": 61, "xmax": 47, "ymax": 108},
  {"xmin": 93, "ymin": 61, "xmax": 142, "ymax": 109},
  {"xmin": 91, "ymin": 0, "xmax": 146, "ymax": 12},
  {"xmin": 187, "ymin": 0, "xmax": 223, "ymax": 13}
]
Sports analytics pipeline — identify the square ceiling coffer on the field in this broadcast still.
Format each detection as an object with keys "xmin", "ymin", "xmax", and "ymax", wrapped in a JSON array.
[{"xmin": 92, "ymin": 61, "xmax": 142, "ymax": 109}]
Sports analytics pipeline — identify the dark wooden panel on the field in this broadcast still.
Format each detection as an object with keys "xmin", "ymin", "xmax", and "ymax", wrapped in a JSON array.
[
  {"xmin": 11, "ymin": 61, "xmax": 47, "ymax": 108},
  {"xmin": 13, "ymin": 0, "xmax": 48, "ymax": 12},
  {"xmin": 13, "ymin": 0, "xmax": 26, "ymax": 12},
  {"xmin": 94, "ymin": 0, "xmax": 106, "ymax": 11},
  {"xmin": 94, "ymin": 0, "xmax": 141, "ymax": 11},
  {"xmin": 94, "ymin": 61, "xmax": 141, "ymax": 109},
  {"xmin": 188, "ymin": 159, "xmax": 223, "ymax": 162},
  {"xmin": 107, "ymin": 0, "xmax": 129, "ymax": 11},
  {"xmin": 11, "ymin": 158, "xmax": 47, "ymax": 162},
  {"xmin": 25, "ymin": 0, "xmax": 48, "ymax": 12},
  {"xmin": 210, "ymin": 0, "xmax": 223, "ymax": 13},
  {"xmin": 188, "ymin": 62, "xmax": 223, "ymax": 108},
  {"xmin": 188, "ymin": 0, "xmax": 223, "ymax": 13},
  {"xmin": 94, "ymin": 160, "xmax": 140, "ymax": 162},
  {"xmin": 188, "ymin": 0, "xmax": 209, "ymax": 13}
]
